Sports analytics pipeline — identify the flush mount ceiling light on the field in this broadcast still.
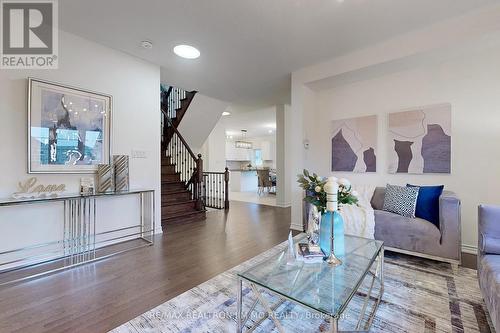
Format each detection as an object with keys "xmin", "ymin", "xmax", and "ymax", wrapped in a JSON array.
[
  {"xmin": 222, "ymin": 111, "xmax": 231, "ymax": 116},
  {"xmin": 173, "ymin": 44, "xmax": 200, "ymax": 59}
]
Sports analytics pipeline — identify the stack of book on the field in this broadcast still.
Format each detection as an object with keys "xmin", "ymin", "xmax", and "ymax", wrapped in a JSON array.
[{"xmin": 296, "ymin": 243, "xmax": 325, "ymax": 263}]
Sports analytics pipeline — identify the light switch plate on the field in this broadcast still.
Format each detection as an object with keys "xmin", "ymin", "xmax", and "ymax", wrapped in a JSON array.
[{"xmin": 131, "ymin": 150, "xmax": 147, "ymax": 159}]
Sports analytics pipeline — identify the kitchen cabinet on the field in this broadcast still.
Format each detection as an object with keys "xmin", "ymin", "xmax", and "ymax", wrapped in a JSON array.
[
  {"xmin": 229, "ymin": 170, "xmax": 258, "ymax": 192},
  {"xmin": 261, "ymin": 141, "xmax": 273, "ymax": 161}
]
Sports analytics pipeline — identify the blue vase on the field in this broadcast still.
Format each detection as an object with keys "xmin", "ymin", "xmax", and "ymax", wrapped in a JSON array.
[{"xmin": 319, "ymin": 211, "xmax": 345, "ymax": 257}]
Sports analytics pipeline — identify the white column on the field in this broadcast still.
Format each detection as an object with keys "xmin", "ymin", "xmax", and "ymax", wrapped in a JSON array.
[
  {"xmin": 276, "ymin": 104, "xmax": 291, "ymax": 207},
  {"xmin": 289, "ymin": 77, "xmax": 316, "ymax": 230}
]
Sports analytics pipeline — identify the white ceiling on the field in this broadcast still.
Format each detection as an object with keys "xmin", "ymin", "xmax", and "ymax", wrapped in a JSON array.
[
  {"xmin": 222, "ymin": 107, "xmax": 276, "ymax": 139},
  {"xmin": 60, "ymin": 0, "xmax": 496, "ymax": 107}
]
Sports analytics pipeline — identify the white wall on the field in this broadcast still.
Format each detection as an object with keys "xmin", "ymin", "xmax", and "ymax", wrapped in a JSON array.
[
  {"xmin": 0, "ymin": 31, "xmax": 161, "ymax": 260},
  {"xmin": 289, "ymin": 6, "xmax": 500, "ymax": 252},
  {"xmin": 178, "ymin": 93, "xmax": 229, "ymax": 153},
  {"xmin": 201, "ymin": 119, "xmax": 227, "ymax": 172}
]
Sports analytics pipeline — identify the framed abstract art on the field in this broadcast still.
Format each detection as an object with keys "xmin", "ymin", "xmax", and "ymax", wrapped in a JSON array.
[
  {"xmin": 331, "ymin": 115, "xmax": 378, "ymax": 173},
  {"xmin": 387, "ymin": 103, "xmax": 451, "ymax": 174},
  {"xmin": 28, "ymin": 78, "xmax": 112, "ymax": 173}
]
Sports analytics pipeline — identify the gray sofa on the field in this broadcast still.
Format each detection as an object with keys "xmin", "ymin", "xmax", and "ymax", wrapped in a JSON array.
[
  {"xmin": 371, "ymin": 187, "xmax": 461, "ymax": 267},
  {"xmin": 478, "ymin": 205, "xmax": 500, "ymax": 331}
]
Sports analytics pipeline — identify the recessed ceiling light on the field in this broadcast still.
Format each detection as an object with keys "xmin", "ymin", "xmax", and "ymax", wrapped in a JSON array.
[
  {"xmin": 173, "ymin": 44, "xmax": 200, "ymax": 59},
  {"xmin": 222, "ymin": 111, "xmax": 231, "ymax": 116},
  {"xmin": 141, "ymin": 40, "xmax": 153, "ymax": 49}
]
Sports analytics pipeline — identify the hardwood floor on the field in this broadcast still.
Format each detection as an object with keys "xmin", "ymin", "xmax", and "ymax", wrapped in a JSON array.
[
  {"xmin": 0, "ymin": 201, "xmax": 291, "ymax": 333},
  {"xmin": 0, "ymin": 201, "xmax": 477, "ymax": 333}
]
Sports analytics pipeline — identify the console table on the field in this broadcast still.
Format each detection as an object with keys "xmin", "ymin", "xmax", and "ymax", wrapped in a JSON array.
[{"xmin": 0, "ymin": 189, "xmax": 155, "ymax": 286}]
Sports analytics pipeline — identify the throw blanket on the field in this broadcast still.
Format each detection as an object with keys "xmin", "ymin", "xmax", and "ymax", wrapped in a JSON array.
[{"xmin": 340, "ymin": 185, "xmax": 376, "ymax": 239}]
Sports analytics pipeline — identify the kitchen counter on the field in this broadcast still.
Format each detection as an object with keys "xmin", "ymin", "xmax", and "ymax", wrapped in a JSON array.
[{"xmin": 229, "ymin": 170, "xmax": 258, "ymax": 192}]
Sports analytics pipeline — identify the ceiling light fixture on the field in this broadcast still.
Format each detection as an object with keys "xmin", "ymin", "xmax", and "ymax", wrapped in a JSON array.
[
  {"xmin": 222, "ymin": 111, "xmax": 231, "ymax": 116},
  {"xmin": 173, "ymin": 44, "xmax": 200, "ymax": 59}
]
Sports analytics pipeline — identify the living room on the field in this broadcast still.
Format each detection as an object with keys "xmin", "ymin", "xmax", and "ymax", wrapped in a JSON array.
[{"xmin": 1, "ymin": 0, "xmax": 500, "ymax": 332}]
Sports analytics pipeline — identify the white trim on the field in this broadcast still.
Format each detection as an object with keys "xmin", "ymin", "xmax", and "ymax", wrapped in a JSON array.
[
  {"xmin": 462, "ymin": 244, "xmax": 477, "ymax": 255},
  {"xmin": 276, "ymin": 202, "xmax": 291, "ymax": 208},
  {"xmin": 290, "ymin": 222, "xmax": 303, "ymax": 231}
]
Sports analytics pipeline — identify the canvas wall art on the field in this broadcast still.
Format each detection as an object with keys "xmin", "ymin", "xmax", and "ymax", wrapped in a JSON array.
[
  {"xmin": 28, "ymin": 78, "xmax": 111, "ymax": 173},
  {"xmin": 388, "ymin": 104, "xmax": 451, "ymax": 174},
  {"xmin": 331, "ymin": 115, "xmax": 378, "ymax": 172}
]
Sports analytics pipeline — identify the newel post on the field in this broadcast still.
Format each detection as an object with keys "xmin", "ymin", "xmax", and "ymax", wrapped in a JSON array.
[
  {"xmin": 196, "ymin": 154, "xmax": 204, "ymax": 210},
  {"xmin": 224, "ymin": 167, "xmax": 230, "ymax": 210}
]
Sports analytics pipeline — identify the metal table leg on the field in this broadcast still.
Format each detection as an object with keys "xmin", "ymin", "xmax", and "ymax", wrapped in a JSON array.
[
  {"xmin": 330, "ymin": 316, "xmax": 338, "ymax": 333},
  {"xmin": 237, "ymin": 277, "xmax": 242, "ymax": 333}
]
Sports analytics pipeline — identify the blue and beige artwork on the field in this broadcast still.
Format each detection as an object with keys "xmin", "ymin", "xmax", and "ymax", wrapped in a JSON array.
[
  {"xmin": 31, "ymin": 88, "xmax": 106, "ymax": 166},
  {"xmin": 387, "ymin": 104, "xmax": 451, "ymax": 174},
  {"xmin": 331, "ymin": 115, "xmax": 378, "ymax": 173}
]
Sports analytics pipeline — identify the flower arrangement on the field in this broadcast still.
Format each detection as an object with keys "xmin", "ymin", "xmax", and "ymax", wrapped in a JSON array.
[{"xmin": 297, "ymin": 169, "xmax": 358, "ymax": 213}]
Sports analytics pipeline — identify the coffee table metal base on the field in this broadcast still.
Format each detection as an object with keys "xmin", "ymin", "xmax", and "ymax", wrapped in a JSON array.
[{"xmin": 236, "ymin": 247, "xmax": 384, "ymax": 333}]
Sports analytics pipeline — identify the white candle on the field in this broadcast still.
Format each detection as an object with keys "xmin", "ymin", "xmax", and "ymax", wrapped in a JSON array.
[{"xmin": 324, "ymin": 177, "xmax": 338, "ymax": 212}]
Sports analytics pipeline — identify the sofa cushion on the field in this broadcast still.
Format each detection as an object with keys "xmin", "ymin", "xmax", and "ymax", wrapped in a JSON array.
[
  {"xmin": 371, "ymin": 187, "xmax": 385, "ymax": 210},
  {"xmin": 407, "ymin": 184, "xmax": 444, "ymax": 229},
  {"xmin": 374, "ymin": 210, "xmax": 441, "ymax": 253},
  {"xmin": 481, "ymin": 235, "xmax": 500, "ymax": 255},
  {"xmin": 383, "ymin": 184, "xmax": 419, "ymax": 218},
  {"xmin": 479, "ymin": 254, "xmax": 500, "ymax": 331}
]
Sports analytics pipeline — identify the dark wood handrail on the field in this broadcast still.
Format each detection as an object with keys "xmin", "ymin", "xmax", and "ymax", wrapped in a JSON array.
[{"xmin": 161, "ymin": 113, "xmax": 199, "ymax": 162}]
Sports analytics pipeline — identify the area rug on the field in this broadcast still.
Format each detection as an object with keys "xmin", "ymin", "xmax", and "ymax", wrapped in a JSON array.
[{"xmin": 110, "ymin": 240, "xmax": 493, "ymax": 333}]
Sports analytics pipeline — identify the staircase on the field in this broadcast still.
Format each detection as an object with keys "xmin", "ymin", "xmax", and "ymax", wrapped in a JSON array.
[{"xmin": 161, "ymin": 87, "xmax": 206, "ymax": 228}]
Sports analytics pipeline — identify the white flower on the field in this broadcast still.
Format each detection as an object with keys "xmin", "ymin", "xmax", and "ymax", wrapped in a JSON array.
[
  {"xmin": 314, "ymin": 186, "xmax": 322, "ymax": 193},
  {"xmin": 351, "ymin": 190, "xmax": 359, "ymax": 197},
  {"xmin": 338, "ymin": 178, "xmax": 350, "ymax": 187}
]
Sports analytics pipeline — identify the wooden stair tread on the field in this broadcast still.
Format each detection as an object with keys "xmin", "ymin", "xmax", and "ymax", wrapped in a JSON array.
[
  {"xmin": 162, "ymin": 189, "xmax": 188, "ymax": 195},
  {"xmin": 161, "ymin": 189, "xmax": 190, "ymax": 195},
  {"xmin": 162, "ymin": 180, "xmax": 184, "ymax": 184},
  {"xmin": 161, "ymin": 171, "xmax": 180, "ymax": 176},
  {"xmin": 162, "ymin": 209, "xmax": 206, "ymax": 220},
  {"xmin": 163, "ymin": 199, "xmax": 196, "ymax": 207}
]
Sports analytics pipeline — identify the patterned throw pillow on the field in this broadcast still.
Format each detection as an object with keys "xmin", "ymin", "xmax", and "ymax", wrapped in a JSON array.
[{"xmin": 383, "ymin": 184, "xmax": 419, "ymax": 218}]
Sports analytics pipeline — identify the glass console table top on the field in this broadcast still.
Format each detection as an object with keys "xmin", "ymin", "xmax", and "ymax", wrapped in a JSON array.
[
  {"xmin": 238, "ymin": 233, "xmax": 383, "ymax": 318},
  {"xmin": 0, "ymin": 189, "xmax": 154, "ymax": 207}
]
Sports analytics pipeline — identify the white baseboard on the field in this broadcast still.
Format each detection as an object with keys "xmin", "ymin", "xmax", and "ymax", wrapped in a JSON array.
[
  {"xmin": 462, "ymin": 244, "xmax": 477, "ymax": 254},
  {"xmin": 276, "ymin": 202, "xmax": 291, "ymax": 208}
]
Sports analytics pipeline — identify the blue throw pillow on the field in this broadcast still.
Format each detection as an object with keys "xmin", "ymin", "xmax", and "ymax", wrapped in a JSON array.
[{"xmin": 407, "ymin": 184, "xmax": 444, "ymax": 228}]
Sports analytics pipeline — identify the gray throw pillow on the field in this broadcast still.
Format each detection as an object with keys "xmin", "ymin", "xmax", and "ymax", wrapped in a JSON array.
[{"xmin": 383, "ymin": 184, "xmax": 419, "ymax": 218}]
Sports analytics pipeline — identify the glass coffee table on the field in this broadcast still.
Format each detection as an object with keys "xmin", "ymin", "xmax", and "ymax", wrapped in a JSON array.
[{"xmin": 236, "ymin": 234, "xmax": 384, "ymax": 332}]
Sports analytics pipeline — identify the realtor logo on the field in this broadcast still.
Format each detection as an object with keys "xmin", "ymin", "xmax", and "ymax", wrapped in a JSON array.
[{"xmin": 1, "ymin": 0, "xmax": 58, "ymax": 69}]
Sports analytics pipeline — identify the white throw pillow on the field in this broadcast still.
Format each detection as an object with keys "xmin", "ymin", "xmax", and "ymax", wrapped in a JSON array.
[{"xmin": 383, "ymin": 184, "xmax": 419, "ymax": 218}]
